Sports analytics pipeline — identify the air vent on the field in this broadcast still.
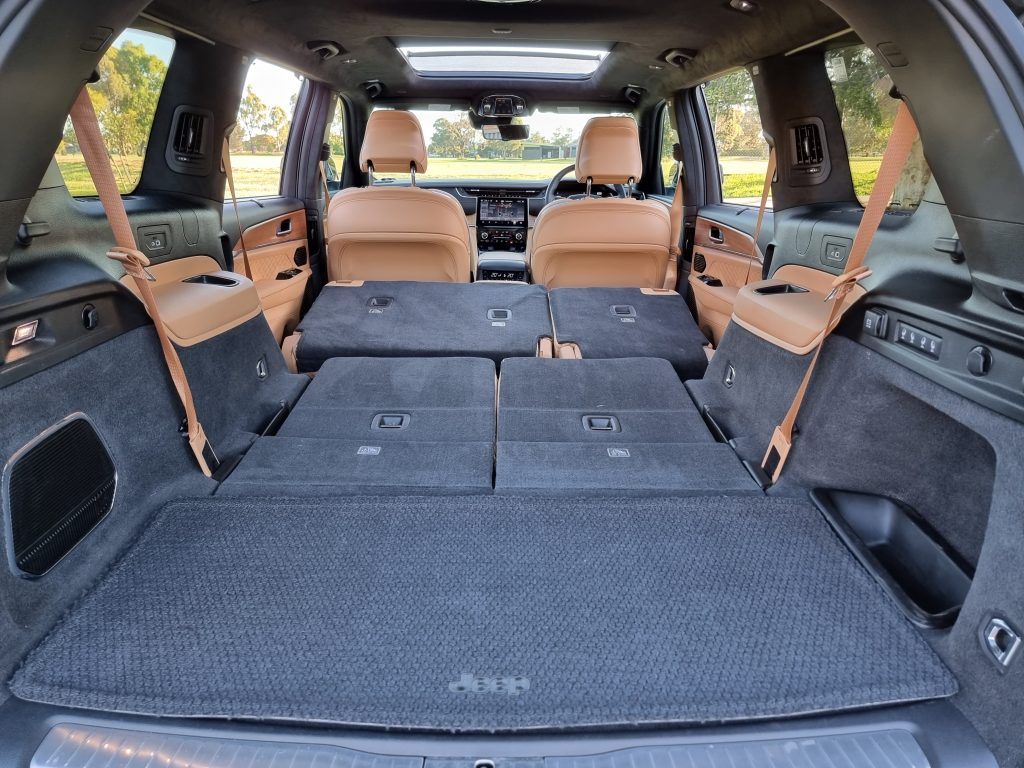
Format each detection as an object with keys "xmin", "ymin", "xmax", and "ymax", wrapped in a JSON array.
[
  {"xmin": 793, "ymin": 123, "xmax": 823, "ymax": 166},
  {"xmin": 173, "ymin": 111, "xmax": 205, "ymax": 156},
  {"xmin": 165, "ymin": 105, "xmax": 214, "ymax": 176},
  {"xmin": 785, "ymin": 117, "xmax": 830, "ymax": 186},
  {"xmin": 693, "ymin": 253, "xmax": 707, "ymax": 273}
]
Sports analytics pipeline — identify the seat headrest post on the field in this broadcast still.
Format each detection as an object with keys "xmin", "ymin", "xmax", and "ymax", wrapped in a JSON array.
[
  {"xmin": 367, "ymin": 161, "xmax": 375, "ymax": 186},
  {"xmin": 585, "ymin": 178, "xmax": 592, "ymax": 198},
  {"xmin": 410, "ymin": 162, "xmax": 416, "ymax": 187}
]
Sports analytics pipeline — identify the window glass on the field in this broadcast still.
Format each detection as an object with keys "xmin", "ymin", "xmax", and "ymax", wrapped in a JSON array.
[
  {"xmin": 227, "ymin": 59, "xmax": 303, "ymax": 196},
  {"xmin": 660, "ymin": 101, "xmax": 680, "ymax": 192},
  {"xmin": 369, "ymin": 107, "xmax": 628, "ymax": 182},
  {"xmin": 703, "ymin": 68, "xmax": 770, "ymax": 206},
  {"xmin": 56, "ymin": 29, "xmax": 175, "ymax": 196},
  {"xmin": 827, "ymin": 44, "xmax": 932, "ymax": 209},
  {"xmin": 324, "ymin": 98, "xmax": 346, "ymax": 187}
]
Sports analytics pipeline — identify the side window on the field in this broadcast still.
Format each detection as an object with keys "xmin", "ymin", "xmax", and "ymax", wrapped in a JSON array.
[
  {"xmin": 659, "ymin": 101, "xmax": 679, "ymax": 192},
  {"xmin": 56, "ymin": 29, "xmax": 175, "ymax": 196},
  {"xmin": 827, "ymin": 45, "xmax": 932, "ymax": 210},
  {"xmin": 228, "ymin": 59, "xmax": 303, "ymax": 196},
  {"xmin": 324, "ymin": 97, "xmax": 346, "ymax": 188},
  {"xmin": 702, "ymin": 68, "xmax": 770, "ymax": 206}
]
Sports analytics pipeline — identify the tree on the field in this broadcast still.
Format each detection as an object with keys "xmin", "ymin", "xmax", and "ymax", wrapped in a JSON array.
[
  {"xmin": 266, "ymin": 105, "xmax": 289, "ymax": 152},
  {"xmin": 89, "ymin": 41, "xmax": 167, "ymax": 161},
  {"xmin": 428, "ymin": 115, "xmax": 477, "ymax": 158},
  {"xmin": 238, "ymin": 86, "xmax": 268, "ymax": 153}
]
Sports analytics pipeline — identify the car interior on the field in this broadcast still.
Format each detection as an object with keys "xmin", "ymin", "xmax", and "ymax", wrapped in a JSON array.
[{"xmin": 1, "ymin": 0, "xmax": 1024, "ymax": 766}]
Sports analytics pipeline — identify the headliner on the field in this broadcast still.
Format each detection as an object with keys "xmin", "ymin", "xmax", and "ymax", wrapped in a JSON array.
[{"xmin": 144, "ymin": 0, "xmax": 849, "ymax": 108}]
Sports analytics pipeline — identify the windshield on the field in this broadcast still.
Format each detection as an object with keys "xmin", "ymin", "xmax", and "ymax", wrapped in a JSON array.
[{"xmin": 372, "ymin": 108, "xmax": 629, "ymax": 181}]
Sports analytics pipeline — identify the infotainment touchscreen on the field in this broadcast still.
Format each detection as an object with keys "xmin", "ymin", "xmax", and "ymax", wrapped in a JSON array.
[{"xmin": 478, "ymin": 198, "xmax": 527, "ymax": 226}]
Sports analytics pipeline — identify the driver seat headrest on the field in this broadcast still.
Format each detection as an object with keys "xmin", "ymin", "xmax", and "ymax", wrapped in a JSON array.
[
  {"xmin": 359, "ymin": 110, "xmax": 428, "ymax": 174},
  {"xmin": 575, "ymin": 116, "xmax": 643, "ymax": 185}
]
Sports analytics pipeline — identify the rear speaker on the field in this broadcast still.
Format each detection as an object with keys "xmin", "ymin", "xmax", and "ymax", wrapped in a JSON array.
[
  {"xmin": 693, "ymin": 253, "xmax": 707, "ymax": 273},
  {"xmin": 3, "ymin": 415, "xmax": 116, "ymax": 577}
]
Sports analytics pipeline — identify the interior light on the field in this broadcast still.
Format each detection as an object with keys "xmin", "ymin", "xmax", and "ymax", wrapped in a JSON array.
[
  {"xmin": 12, "ymin": 320, "xmax": 38, "ymax": 346},
  {"xmin": 491, "ymin": 28, "xmax": 513, "ymax": 35},
  {"xmin": 729, "ymin": 0, "xmax": 759, "ymax": 12}
]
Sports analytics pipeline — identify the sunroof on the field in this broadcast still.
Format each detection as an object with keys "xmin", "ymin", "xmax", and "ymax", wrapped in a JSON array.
[{"xmin": 398, "ymin": 45, "xmax": 609, "ymax": 78}]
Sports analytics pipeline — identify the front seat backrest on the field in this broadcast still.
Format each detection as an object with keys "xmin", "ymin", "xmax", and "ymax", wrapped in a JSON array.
[
  {"xmin": 326, "ymin": 110, "xmax": 472, "ymax": 283},
  {"xmin": 530, "ymin": 116, "xmax": 672, "ymax": 289}
]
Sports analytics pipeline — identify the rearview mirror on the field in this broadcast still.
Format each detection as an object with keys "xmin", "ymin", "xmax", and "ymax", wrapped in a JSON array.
[{"xmin": 482, "ymin": 124, "xmax": 531, "ymax": 141}]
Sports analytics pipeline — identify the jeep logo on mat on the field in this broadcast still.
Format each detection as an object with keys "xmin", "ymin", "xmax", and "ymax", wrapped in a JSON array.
[{"xmin": 449, "ymin": 673, "xmax": 530, "ymax": 695}]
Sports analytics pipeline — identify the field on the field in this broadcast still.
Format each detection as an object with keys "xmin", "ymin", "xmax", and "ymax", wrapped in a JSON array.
[{"xmin": 56, "ymin": 152, "xmax": 884, "ymax": 203}]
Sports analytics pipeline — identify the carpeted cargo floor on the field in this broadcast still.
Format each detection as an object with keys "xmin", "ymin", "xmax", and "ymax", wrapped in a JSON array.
[{"xmin": 10, "ymin": 495, "xmax": 956, "ymax": 730}]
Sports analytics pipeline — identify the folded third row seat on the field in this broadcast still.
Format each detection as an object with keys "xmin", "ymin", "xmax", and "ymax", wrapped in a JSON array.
[{"xmin": 218, "ymin": 356, "xmax": 497, "ymax": 496}]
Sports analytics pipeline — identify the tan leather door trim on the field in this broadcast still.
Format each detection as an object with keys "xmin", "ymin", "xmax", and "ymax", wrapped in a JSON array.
[
  {"xmin": 233, "ymin": 209, "xmax": 311, "ymax": 343},
  {"xmin": 688, "ymin": 216, "xmax": 763, "ymax": 345}
]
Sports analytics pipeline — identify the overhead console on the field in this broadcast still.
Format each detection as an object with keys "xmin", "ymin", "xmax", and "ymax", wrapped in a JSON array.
[
  {"xmin": 476, "ymin": 195, "xmax": 528, "ymax": 254},
  {"xmin": 478, "ymin": 94, "xmax": 527, "ymax": 118}
]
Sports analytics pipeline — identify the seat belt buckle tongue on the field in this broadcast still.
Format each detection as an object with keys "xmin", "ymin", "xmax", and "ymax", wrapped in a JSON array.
[
  {"xmin": 761, "ymin": 426, "xmax": 792, "ymax": 483},
  {"xmin": 179, "ymin": 418, "xmax": 220, "ymax": 474}
]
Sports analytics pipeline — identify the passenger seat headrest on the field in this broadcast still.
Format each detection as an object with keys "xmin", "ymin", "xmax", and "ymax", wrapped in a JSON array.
[
  {"xmin": 575, "ymin": 116, "xmax": 643, "ymax": 185},
  {"xmin": 359, "ymin": 110, "xmax": 428, "ymax": 174}
]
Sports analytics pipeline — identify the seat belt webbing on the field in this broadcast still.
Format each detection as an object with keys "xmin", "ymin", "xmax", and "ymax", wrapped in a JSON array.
[
  {"xmin": 69, "ymin": 87, "xmax": 217, "ymax": 477},
  {"xmin": 319, "ymin": 160, "xmax": 331, "ymax": 242},
  {"xmin": 744, "ymin": 147, "xmax": 777, "ymax": 285},
  {"xmin": 221, "ymin": 138, "xmax": 252, "ymax": 280},
  {"xmin": 760, "ymin": 101, "xmax": 919, "ymax": 483},
  {"xmin": 665, "ymin": 162, "xmax": 684, "ymax": 290}
]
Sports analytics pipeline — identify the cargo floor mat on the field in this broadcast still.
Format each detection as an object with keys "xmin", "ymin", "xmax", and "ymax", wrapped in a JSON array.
[{"xmin": 10, "ymin": 495, "xmax": 956, "ymax": 730}]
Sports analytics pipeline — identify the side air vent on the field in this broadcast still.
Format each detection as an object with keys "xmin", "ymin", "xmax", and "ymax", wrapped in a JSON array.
[
  {"xmin": 693, "ymin": 253, "xmax": 707, "ymax": 273},
  {"xmin": 785, "ymin": 117, "xmax": 830, "ymax": 186},
  {"xmin": 165, "ymin": 105, "xmax": 215, "ymax": 176}
]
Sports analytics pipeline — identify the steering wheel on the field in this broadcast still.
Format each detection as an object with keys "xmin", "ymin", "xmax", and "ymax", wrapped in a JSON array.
[
  {"xmin": 544, "ymin": 164, "xmax": 578, "ymax": 206},
  {"xmin": 543, "ymin": 164, "xmax": 626, "ymax": 205}
]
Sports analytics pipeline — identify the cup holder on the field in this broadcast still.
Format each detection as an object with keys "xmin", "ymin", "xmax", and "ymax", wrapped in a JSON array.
[
  {"xmin": 754, "ymin": 283, "xmax": 809, "ymax": 296},
  {"xmin": 182, "ymin": 274, "xmax": 239, "ymax": 287}
]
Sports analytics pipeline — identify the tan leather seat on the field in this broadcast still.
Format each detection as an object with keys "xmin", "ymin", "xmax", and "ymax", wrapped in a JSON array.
[
  {"xmin": 326, "ymin": 110, "xmax": 472, "ymax": 282},
  {"xmin": 530, "ymin": 117, "xmax": 672, "ymax": 289}
]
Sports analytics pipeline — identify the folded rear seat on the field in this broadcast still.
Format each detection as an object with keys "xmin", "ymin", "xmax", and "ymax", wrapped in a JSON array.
[
  {"xmin": 218, "ymin": 357, "xmax": 496, "ymax": 496},
  {"xmin": 495, "ymin": 357, "xmax": 757, "ymax": 494},
  {"xmin": 293, "ymin": 281, "xmax": 552, "ymax": 372},
  {"xmin": 548, "ymin": 287, "xmax": 709, "ymax": 380}
]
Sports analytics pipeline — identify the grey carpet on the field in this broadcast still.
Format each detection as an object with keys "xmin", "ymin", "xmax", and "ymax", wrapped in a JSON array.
[
  {"xmin": 11, "ymin": 495, "xmax": 956, "ymax": 730},
  {"xmin": 295, "ymin": 281, "xmax": 552, "ymax": 371},
  {"xmin": 548, "ymin": 288, "xmax": 709, "ymax": 380}
]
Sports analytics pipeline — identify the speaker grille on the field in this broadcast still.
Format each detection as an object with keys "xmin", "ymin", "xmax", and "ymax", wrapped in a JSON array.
[
  {"xmin": 6, "ymin": 416, "xmax": 115, "ymax": 576},
  {"xmin": 693, "ymin": 253, "xmax": 707, "ymax": 273}
]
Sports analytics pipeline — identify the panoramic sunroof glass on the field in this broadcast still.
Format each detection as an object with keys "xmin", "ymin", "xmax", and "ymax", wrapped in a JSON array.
[{"xmin": 399, "ymin": 45, "xmax": 609, "ymax": 78}]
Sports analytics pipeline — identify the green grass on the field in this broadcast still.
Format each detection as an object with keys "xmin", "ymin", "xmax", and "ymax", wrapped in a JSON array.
[{"xmin": 55, "ymin": 152, "xmax": 884, "ymax": 203}]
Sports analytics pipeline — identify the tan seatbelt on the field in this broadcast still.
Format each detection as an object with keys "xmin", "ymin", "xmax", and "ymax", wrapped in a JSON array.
[
  {"xmin": 319, "ymin": 160, "xmax": 331, "ymax": 242},
  {"xmin": 664, "ymin": 162, "xmax": 684, "ymax": 290},
  {"xmin": 744, "ymin": 147, "xmax": 777, "ymax": 285},
  {"xmin": 221, "ymin": 137, "xmax": 252, "ymax": 280},
  {"xmin": 760, "ymin": 101, "xmax": 919, "ymax": 483},
  {"xmin": 69, "ymin": 87, "xmax": 217, "ymax": 477}
]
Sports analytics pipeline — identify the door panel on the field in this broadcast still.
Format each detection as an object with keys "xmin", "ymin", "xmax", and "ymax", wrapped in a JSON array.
[
  {"xmin": 233, "ymin": 209, "xmax": 311, "ymax": 343},
  {"xmin": 689, "ymin": 216, "xmax": 762, "ymax": 345}
]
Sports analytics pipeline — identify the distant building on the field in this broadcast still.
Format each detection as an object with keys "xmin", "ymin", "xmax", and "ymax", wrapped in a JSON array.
[{"xmin": 522, "ymin": 143, "xmax": 578, "ymax": 160}]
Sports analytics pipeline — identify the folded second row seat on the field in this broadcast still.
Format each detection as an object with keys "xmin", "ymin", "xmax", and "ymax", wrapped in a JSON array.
[
  {"xmin": 218, "ymin": 356, "xmax": 756, "ymax": 496},
  {"xmin": 290, "ymin": 280, "xmax": 711, "ymax": 380}
]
